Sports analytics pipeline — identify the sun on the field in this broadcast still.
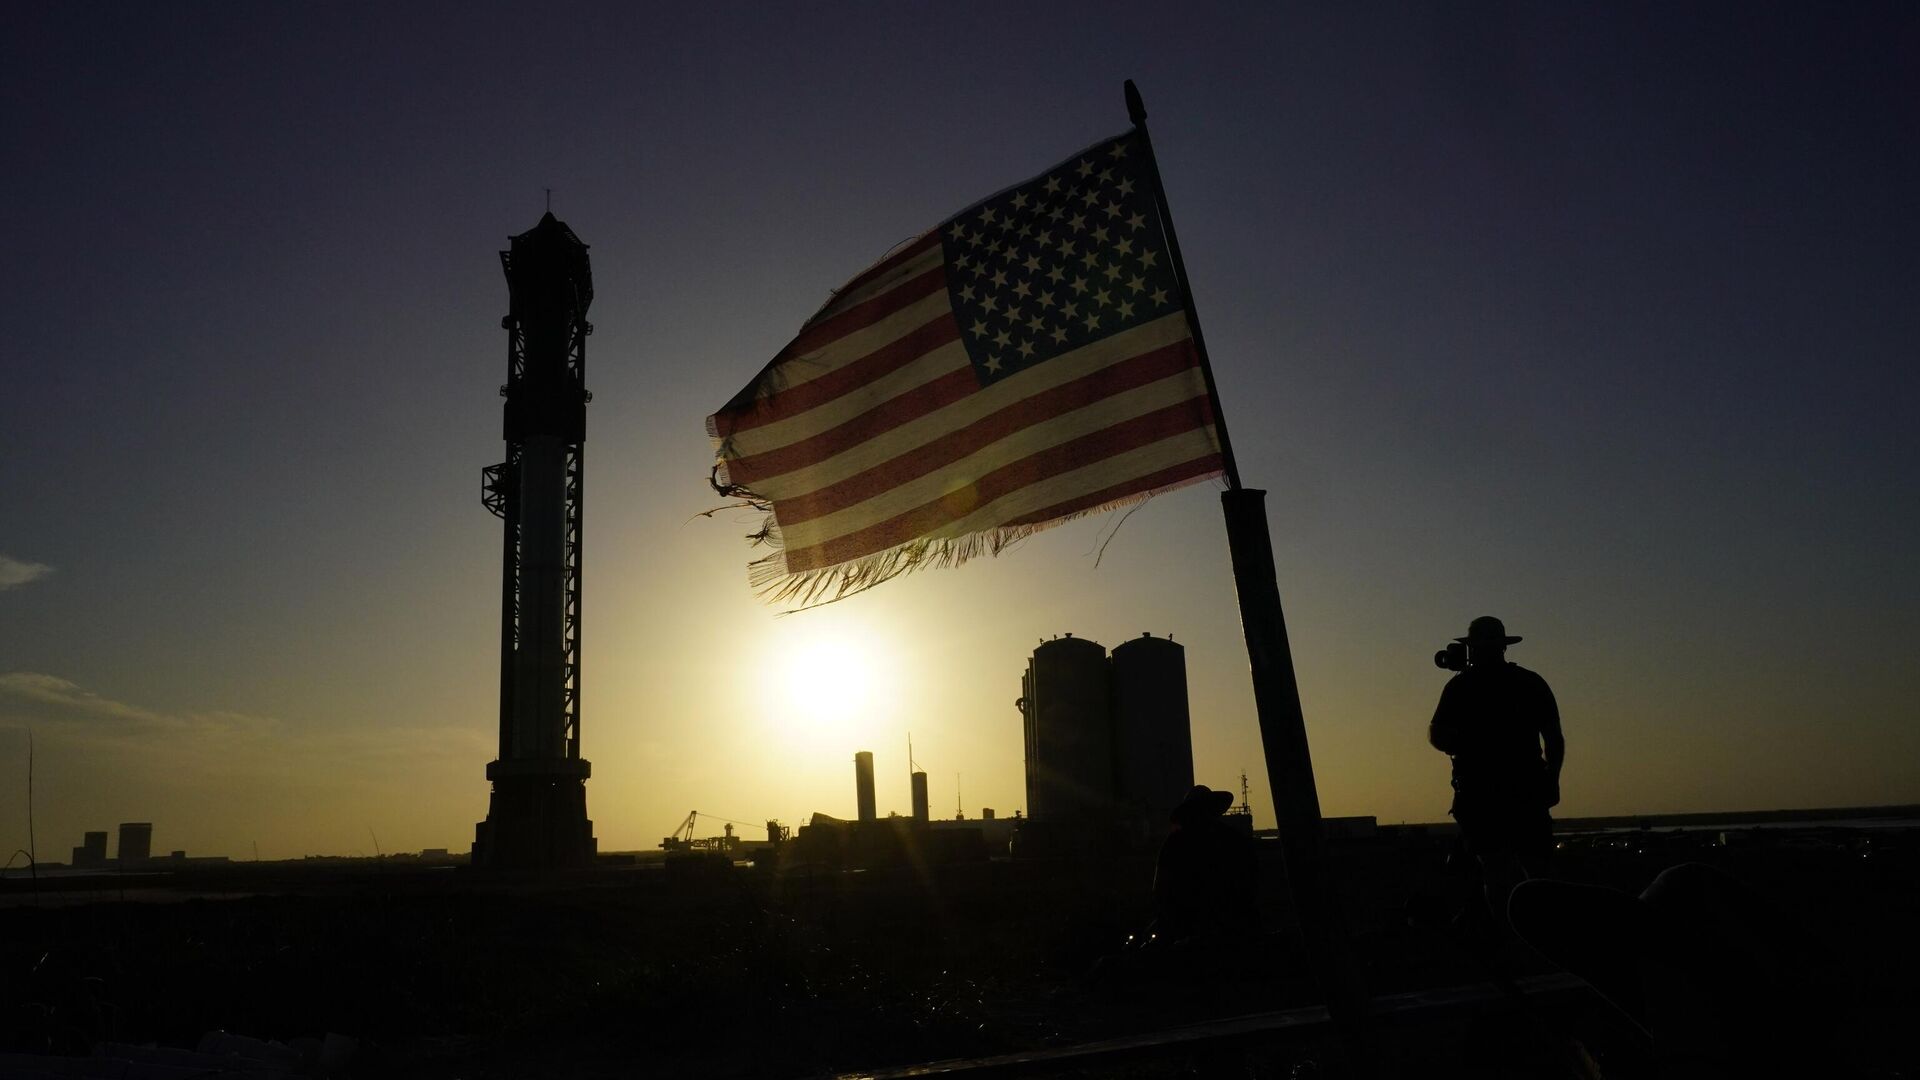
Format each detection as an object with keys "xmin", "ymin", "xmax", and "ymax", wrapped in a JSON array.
[{"xmin": 776, "ymin": 634, "xmax": 885, "ymax": 732}]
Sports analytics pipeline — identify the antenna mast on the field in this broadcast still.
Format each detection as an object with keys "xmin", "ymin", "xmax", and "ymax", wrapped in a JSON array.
[{"xmin": 26, "ymin": 731, "xmax": 36, "ymax": 884}]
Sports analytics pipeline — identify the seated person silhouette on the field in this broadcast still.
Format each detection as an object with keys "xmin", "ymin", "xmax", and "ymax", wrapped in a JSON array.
[{"xmin": 1150, "ymin": 784, "xmax": 1257, "ymax": 944}]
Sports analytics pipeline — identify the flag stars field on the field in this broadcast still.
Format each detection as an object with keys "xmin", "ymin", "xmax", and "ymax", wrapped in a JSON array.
[{"xmin": 935, "ymin": 136, "xmax": 1187, "ymax": 387}]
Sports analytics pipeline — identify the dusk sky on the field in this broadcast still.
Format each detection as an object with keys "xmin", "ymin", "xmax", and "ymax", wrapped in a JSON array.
[{"xmin": 3, "ymin": 4, "xmax": 1916, "ymax": 861}]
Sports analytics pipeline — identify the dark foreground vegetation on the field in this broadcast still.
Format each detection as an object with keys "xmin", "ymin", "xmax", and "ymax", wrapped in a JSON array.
[{"xmin": 2, "ymin": 825, "xmax": 1916, "ymax": 1078}]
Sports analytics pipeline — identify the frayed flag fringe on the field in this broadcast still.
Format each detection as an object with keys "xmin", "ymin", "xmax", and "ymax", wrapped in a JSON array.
[{"xmin": 731, "ymin": 467, "xmax": 1226, "ymax": 614}]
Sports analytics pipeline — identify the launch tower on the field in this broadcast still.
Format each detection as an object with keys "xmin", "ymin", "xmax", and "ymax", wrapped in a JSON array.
[{"xmin": 473, "ymin": 212, "xmax": 598, "ymax": 868}]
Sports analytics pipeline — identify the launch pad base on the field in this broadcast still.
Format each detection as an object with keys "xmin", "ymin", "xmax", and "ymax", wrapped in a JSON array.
[{"xmin": 472, "ymin": 759, "xmax": 596, "ymax": 869}]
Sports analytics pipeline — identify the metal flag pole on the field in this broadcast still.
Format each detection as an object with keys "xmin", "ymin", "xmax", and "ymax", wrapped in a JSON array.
[{"xmin": 1125, "ymin": 79, "xmax": 1374, "ymax": 1068}]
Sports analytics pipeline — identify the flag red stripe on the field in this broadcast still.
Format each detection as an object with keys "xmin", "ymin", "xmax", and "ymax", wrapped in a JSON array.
[
  {"xmin": 784, "ymin": 397, "xmax": 1218, "ymax": 572},
  {"xmin": 723, "ymin": 359, "xmax": 978, "ymax": 485},
  {"xmin": 765, "ymin": 340, "xmax": 1204, "ymax": 525},
  {"xmin": 717, "ymin": 312, "xmax": 959, "ymax": 440},
  {"xmin": 809, "ymin": 231, "xmax": 943, "ymax": 320},
  {"xmin": 773, "ymin": 263, "xmax": 950, "ymax": 369},
  {"xmin": 1003, "ymin": 453, "xmax": 1225, "ymax": 527}
]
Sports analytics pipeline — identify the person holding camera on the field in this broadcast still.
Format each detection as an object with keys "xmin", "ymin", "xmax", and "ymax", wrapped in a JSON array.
[{"xmin": 1428, "ymin": 616, "xmax": 1565, "ymax": 914}]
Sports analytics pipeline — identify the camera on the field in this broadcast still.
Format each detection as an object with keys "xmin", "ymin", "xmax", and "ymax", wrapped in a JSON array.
[{"xmin": 1433, "ymin": 642, "xmax": 1467, "ymax": 672}]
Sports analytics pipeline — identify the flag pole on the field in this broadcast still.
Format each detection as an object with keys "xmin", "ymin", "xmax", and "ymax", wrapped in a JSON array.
[
  {"xmin": 1124, "ymin": 79, "xmax": 1243, "ymax": 493},
  {"xmin": 1126, "ymin": 79, "xmax": 1374, "ymax": 1066}
]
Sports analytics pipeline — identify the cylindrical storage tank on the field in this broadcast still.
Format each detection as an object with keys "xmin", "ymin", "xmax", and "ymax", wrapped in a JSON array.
[
  {"xmin": 83, "ymin": 831, "xmax": 109, "ymax": 859},
  {"xmin": 911, "ymin": 771, "xmax": 929, "ymax": 823},
  {"xmin": 118, "ymin": 822, "xmax": 153, "ymax": 863},
  {"xmin": 1022, "ymin": 635, "xmax": 1113, "ymax": 821},
  {"xmin": 1110, "ymin": 634, "xmax": 1195, "ymax": 826},
  {"xmin": 854, "ymin": 751, "xmax": 877, "ymax": 823}
]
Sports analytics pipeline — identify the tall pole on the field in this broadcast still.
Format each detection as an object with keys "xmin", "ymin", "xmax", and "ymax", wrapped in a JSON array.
[
  {"xmin": 1126, "ymin": 80, "xmax": 1373, "ymax": 1067},
  {"xmin": 1125, "ymin": 80, "xmax": 1243, "ymax": 494}
]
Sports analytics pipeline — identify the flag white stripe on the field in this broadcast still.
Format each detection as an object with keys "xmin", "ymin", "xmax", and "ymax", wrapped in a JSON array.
[
  {"xmin": 809, "ymin": 244, "xmax": 945, "ymax": 323},
  {"xmin": 924, "ymin": 425, "xmax": 1221, "ymax": 540},
  {"xmin": 726, "ymin": 335, "xmax": 971, "ymax": 458},
  {"xmin": 726, "ymin": 311, "xmax": 1193, "ymax": 466},
  {"xmin": 767, "ymin": 367, "xmax": 1213, "ymax": 548},
  {"xmin": 752, "ymin": 289, "xmax": 955, "ymax": 397},
  {"xmin": 779, "ymin": 424, "xmax": 1221, "ymax": 569}
]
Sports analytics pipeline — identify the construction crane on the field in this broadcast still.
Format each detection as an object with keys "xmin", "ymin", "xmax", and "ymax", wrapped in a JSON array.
[
  {"xmin": 663, "ymin": 811, "xmax": 700, "ymax": 850},
  {"xmin": 660, "ymin": 811, "xmax": 787, "ymax": 855}
]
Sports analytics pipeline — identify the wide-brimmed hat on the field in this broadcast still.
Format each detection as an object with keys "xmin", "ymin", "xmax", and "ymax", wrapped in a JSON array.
[
  {"xmin": 1171, "ymin": 785, "xmax": 1235, "ymax": 822},
  {"xmin": 1454, "ymin": 615, "xmax": 1522, "ymax": 645}
]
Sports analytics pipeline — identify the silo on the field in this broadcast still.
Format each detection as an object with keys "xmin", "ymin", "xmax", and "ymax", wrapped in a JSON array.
[
  {"xmin": 1110, "ymin": 633, "xmax": 1195, "ymax": 826},
  {"xmin": 911, "ymin": 771, "xmax": 929, "ymax": 823},
  {"xmin": 118, "ymin": 822, "xmax": 153, "ymax": 864},
  {"xmin": 1021, "ymin": 635, "xmax": 1113, "ymax": 820},
  {"xmin": 853, "ymin": 751, "xmax": 877, "ymax": 823}
]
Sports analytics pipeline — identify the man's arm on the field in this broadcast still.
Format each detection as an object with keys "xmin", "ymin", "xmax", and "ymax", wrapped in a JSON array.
[
  {"xmin": 1538, "ymin": 677, "xmax": 1565, "ymax": 806},
  {"xmin": 1429, "ymin": 679, "xmax": 1462, "ymax": 753}
]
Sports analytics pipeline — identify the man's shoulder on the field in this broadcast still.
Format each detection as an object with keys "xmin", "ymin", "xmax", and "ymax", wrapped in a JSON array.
[{"xmin": 1506, "ymin": 663, "xmax": 1553, "ymax": 688}]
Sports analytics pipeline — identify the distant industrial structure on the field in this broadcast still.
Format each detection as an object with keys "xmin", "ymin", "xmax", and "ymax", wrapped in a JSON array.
[
  {"xmin": 753, "ymin": 745, "xmax": 1018, "ymax": 870},
  {"xmin": 853, "ymin": 751, "xmax": 878, "ymax": 824},
  {"xmin": 1019, "ymin": 632, "xmax": 1196, "ymax": 851},
  {"xmin": 63, "ymin": 823, "xmax": 228, "ymax": 869},
  {"xmin": 70, "ymin": 830, "xmax": 109, "ymax": 869},
  {"xmin": 118, "ymin": 821, "xmax": 152, "ymax": 863},
  {"xmin": 906, "ymin": 737, "xmax": 929, "ymax": 822},
  {"xmin": 473, "ymin": 213, "xmax": 598, "ymax": 868},
  {"xmin": 664, "ymin": 632, "xmax": 1200, "ymax": 870}
]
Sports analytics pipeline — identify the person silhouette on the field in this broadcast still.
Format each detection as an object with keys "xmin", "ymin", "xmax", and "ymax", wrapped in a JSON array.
[
  {"xmin": 1150, "ymin": 784, "xmax": 1257, "ymax": 944},
  {"xmin": 1428, "ymin": 616, "xmax": 1564, "ymax": 913}
]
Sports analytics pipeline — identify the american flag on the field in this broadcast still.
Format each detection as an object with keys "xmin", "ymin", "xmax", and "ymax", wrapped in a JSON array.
[{"xmin": 708, "ymin": 130, "xmax": 1224, "ymax": 606}]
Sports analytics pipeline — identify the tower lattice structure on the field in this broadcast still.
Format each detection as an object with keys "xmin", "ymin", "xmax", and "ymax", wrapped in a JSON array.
[{"xmin": 473, "ymin": 212, "xmax": 597, "ymax": 868}]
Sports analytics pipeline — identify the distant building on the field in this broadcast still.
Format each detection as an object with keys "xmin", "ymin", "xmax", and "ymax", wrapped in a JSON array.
[
  {"xmin": 1017, "ymin": 632, "xmax": 1196, "ymax": 848},
  {"xmin": 931, "ymin": 813, "xmax": 1017, "ymax": 857},
  {"xmin": 1323, "ymin": 816, "xmax": 1379, "ymax": 841},
  {"xmin": 71, "ymin": 830, "xmax": 108, "ymax": 869},
  {"xmin": 118, "ymin": 822, "xmax": 153, "ymax": 864}
]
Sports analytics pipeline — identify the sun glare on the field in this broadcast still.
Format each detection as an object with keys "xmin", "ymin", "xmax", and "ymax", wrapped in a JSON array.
[{"xmin": 776, "ymin": 634, "xmax": 891, "ymax": 738}]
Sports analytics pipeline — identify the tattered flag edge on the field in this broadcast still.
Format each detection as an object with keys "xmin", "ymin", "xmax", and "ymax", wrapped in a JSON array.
[{"xmin": 708, "ymin": 457, "xmax": 1224, "ymax": 614}]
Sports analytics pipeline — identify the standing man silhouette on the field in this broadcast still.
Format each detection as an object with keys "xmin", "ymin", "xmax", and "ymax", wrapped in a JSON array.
[{"xmin": 1429, "ymin": 616, "xmax": 1564, "ymax": 916}]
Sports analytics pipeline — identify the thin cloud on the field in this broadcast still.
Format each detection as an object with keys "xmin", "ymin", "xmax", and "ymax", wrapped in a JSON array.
[
  {"xmin": 0, "ymin": 672, "xmax": 278, "ymax": 737},
  {"xmin": 0, "ymin": 555, "xmax": 53, "ymax": 591},
  {"xmin": 0, "ymin": 672, "xmax": 486, "ymax": 768}
]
